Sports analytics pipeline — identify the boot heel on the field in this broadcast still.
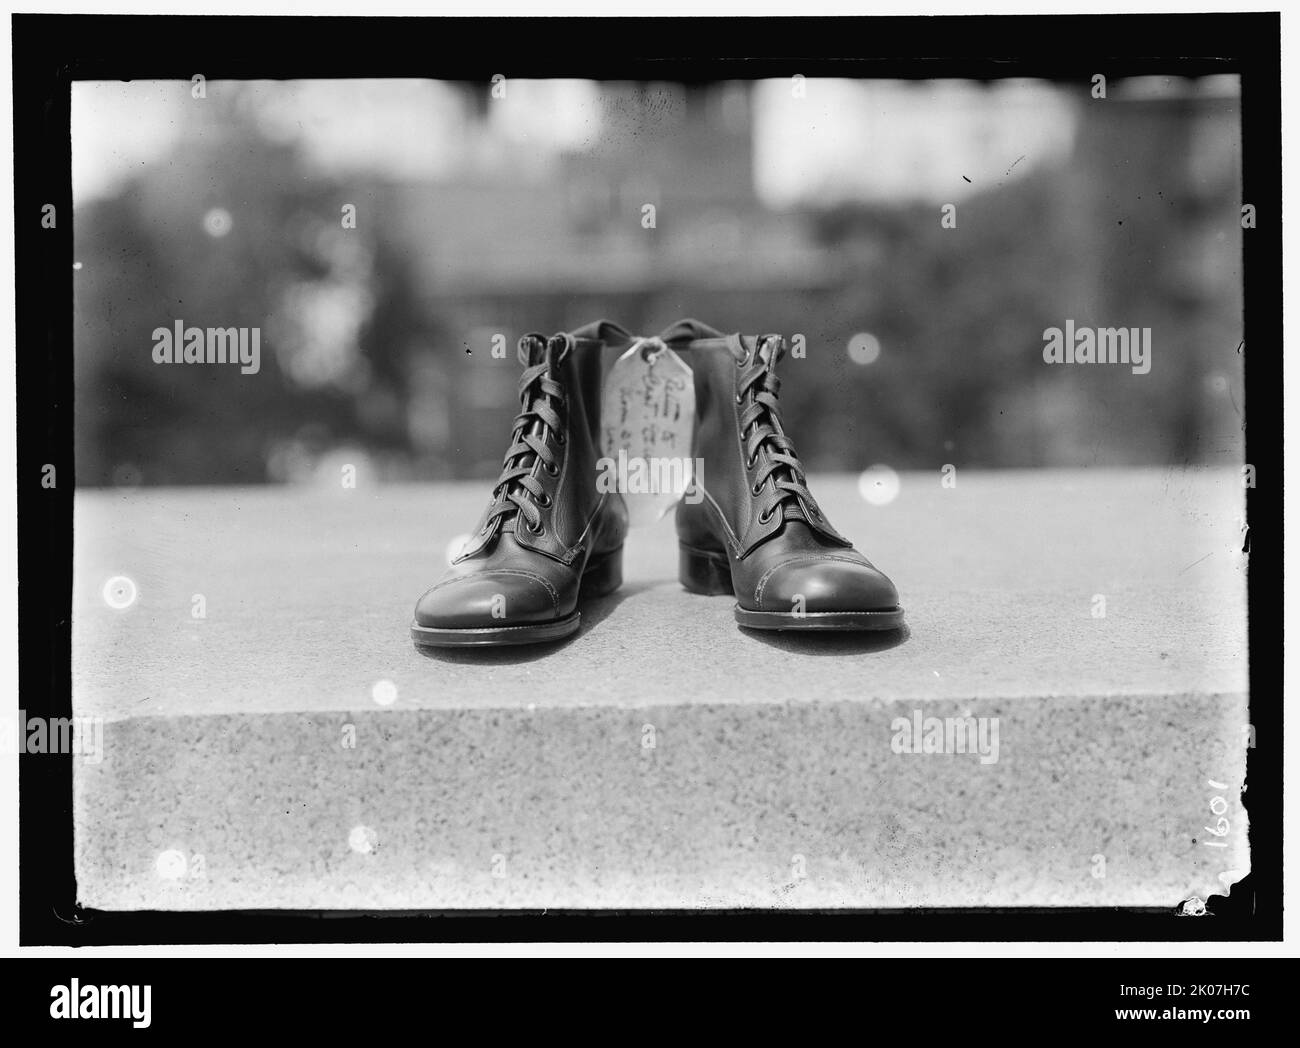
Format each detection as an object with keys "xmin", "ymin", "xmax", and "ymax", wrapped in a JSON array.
[
  {"xmin": 580, "ymin": 546, "xmax": 623, "ymax": 599},
  {"xmin": 679, "ymin": 544, "xmax": 734, "ymax": 596}
]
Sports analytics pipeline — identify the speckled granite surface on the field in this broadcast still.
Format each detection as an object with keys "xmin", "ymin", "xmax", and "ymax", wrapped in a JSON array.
[{"xmin": 72, "ymin": 469, "xmax": 1250, "ymax": 909}]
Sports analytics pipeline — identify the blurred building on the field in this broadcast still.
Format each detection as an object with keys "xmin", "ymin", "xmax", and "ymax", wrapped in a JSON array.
[{"xmin": 381, "ymin": 82, "xmax": 832, "ymax": 477}]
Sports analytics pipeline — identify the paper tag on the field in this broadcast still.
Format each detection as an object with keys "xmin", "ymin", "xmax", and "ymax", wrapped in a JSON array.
[{"xmin": 600, "ymin": 338, "xmax": 696, "ymax": 526}]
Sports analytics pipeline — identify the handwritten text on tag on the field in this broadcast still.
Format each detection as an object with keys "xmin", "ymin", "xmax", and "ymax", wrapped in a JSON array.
[{"xmin": 599, "ymin": 338, "xmax": 701, "ymax": 526}]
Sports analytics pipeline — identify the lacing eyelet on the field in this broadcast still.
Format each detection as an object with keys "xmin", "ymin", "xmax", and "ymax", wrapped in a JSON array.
[
  {"xmin": 538, "ymin": 493, "xmax": 552, "ymax": 508},
  {"xmin": 751, "ymin": 480, "xmax": 764, "ymax": 496},
  {"xmin": 735, "ymin": 391, "xmax": 744, "ymax": 404},
  {"xmin": 555, "ymin": 432, "xmax": 566, "ymax": 446},
  {"xmin": 528, "ymin": 519, "xmax": 545, "ymax": 535},
  {"xmin": 545, "ymin": 461, "xmax": 560, "ymax": 476},
  {"xmin": 758, "ymin": 506, "xmax": 776, "ymax": 525}
]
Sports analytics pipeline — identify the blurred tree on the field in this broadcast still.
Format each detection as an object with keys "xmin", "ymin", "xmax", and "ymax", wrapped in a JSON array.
[{"xmin": 74, "ymin": 87, "xmax": 430, "ymax": 486}]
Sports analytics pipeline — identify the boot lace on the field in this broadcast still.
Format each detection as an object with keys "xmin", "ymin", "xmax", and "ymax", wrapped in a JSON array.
[
  {"xmin": 483, "ymin": 334, "xmax": 566, "ymax": 535},
  {"xmin": 738, "ymin": 335, "xmax": 825, "ymax": 524}
]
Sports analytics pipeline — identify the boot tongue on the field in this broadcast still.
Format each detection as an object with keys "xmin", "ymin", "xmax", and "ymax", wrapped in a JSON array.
[
  {"xmin": 757, "ymin": 333, "xmax": 784, "ymax": 369},
  {"xmin": 517, "ymin": 331, "xmax": 550, "ymax": 368}
]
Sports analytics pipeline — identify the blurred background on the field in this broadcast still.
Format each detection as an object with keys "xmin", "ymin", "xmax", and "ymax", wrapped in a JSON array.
[{"xmin": 72, "ymin": 76, "xmax": 1244, "ymax": 487}]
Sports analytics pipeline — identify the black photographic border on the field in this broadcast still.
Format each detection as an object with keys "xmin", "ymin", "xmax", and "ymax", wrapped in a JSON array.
[{"xmin": 13, "ymin": 11, "xmax": 1281, "ymax": 946}]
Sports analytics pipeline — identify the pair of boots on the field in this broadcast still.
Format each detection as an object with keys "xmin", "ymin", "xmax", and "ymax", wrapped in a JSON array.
[{"xmin": 411, "ymin": 319, "xmax": 903, "ymax": 648}]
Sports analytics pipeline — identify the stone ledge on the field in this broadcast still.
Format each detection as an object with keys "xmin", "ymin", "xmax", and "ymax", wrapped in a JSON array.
[{"xmin": 71, "ymin": 468, "xmax": 1250, "ymax": 909}]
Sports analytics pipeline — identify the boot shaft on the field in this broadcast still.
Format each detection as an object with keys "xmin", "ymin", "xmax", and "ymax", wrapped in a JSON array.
[
  {"xmin": 456, "ymin": 319, "xmax": 631, "ymax": 565},
  {"xmin": 660, "ymin": 318, "xmax": 849, "ymax": 559}
]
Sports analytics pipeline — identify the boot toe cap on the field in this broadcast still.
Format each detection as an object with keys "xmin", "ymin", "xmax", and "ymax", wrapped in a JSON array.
[
  {"xmin": 757, "ymin": 556, "xmax": 899, "ymax": 613},
  {"xmin": 414, "ymin": 573, "xmax": 561, "ymax": 630}
]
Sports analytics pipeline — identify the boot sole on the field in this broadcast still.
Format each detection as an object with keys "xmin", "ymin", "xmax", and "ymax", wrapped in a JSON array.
[
  {"xmin": 680, "ymin": 543, "xmax": 905, "ymax": 632},
  {"xmin": 410, "ymin": 546, "xmax": 623, "ymax": 648},
  {"xmin": 734, "ymin": 606, "xmax": 905, "ymax": 631}
]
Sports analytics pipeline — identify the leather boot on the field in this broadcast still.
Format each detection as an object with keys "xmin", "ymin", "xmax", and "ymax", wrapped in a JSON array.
[
  {"xmin": 661, "ymin": 318, "xmax": 904, "ymax": 631},
  {"xmin": 411, "ymin": 320, "xmax": 631, "ymax": 647}
]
